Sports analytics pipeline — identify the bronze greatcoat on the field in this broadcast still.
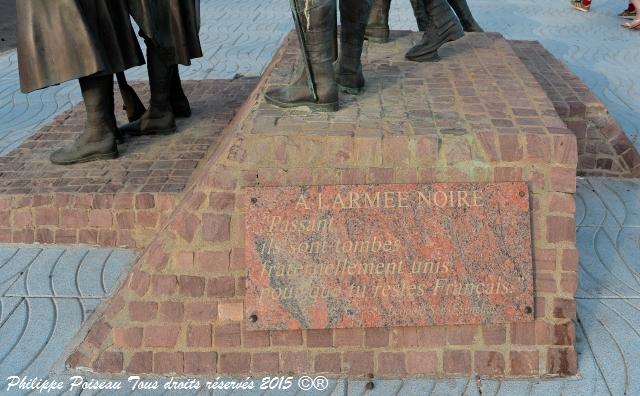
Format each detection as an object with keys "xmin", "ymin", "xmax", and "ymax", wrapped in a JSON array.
[
  {"xmin": 128, "ymin": 0, "xmax": 203, "ymax": 66},
  {"xmin": 17, "ymin": 0, "xmax": 144, "ymax": 93}
]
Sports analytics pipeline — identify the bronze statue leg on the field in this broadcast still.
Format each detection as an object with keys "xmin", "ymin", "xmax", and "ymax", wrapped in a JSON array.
[
  {"xmin": 411, "ymin": 0, "xmax": 429, "ymax": 31},
  {"xmin": 405, "ymin": 0, "xmax": 464, "ymax": 62},
  {"xmin": 50, "ymin": 75, "xmax": 119, "ymax": 165},
  {"xmin": 170, "ymin": 66, "xmax": 192, "ymax": 118},
  {"xmin": 447, "ymin": 0, "xmax": 483, "ymax": 32},
  {"xmin": 120, "ymin": 43, "xmax": 178, "ymax": 135},
  {"xmin": 365, "ymin": 0, "xmax": 392, "ymax": 43},
  {"xmin": 264, "ymin": 0, "xmax": 339, "ymax": 112},
  {"xmin": 335, "ymin": 0, "xmax": 373, "ymax": 94}
]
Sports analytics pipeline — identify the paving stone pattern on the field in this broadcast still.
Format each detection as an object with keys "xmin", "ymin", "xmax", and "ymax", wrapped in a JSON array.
[{"xmin": 0, "ymin": 246, "xmax": 137, "ymax": 393}]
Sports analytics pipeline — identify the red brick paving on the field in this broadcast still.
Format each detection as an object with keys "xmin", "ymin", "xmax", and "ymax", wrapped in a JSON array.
[
  {"xmin": 66, "ymin": 32, "xmax": 578, "ymax": 377},
  {"xmin": 0, "ymin": 78, "xmax": 257, "ymax": 247},
  {"xmin": 511, "ymin": 40, "xmax": 640, "ymax": 177}
]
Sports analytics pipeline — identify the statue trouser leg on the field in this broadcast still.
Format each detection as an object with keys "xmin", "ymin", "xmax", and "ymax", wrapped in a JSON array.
[
  {"xmin": 405, "ymin": 0, "xmax": 464, "ymax": 62},
  {"xmin": 50, "ymin": 75, "xmax": 118, "ymax": 165},
  {"xmin": 121, "ymin": 44, "xmax": 177, "ymax": 135},
  {"xmin": 265, "ymin": 0, "xmax": 338, "ymax": 112},
  {"xmin": 170, "ymin": 66, "xmax": 192, "ymax": 118},
  {"xmin": 410, "ymin": 0, "xmax": 429, "ymax": 31},
  {"xmin": 365, "ymin": 0, "xmax": 391, "ymax": 43},
  {"xmin": 335, "ymin": 0, "xmax": 372, "ymax": 94},
  {"xmin": 447, "ymin": 0, "xmax": 483, "ymax": 32}
]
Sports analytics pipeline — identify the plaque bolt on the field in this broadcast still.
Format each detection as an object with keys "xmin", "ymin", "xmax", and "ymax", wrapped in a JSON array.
[
  {"xmin": 525, "ymin": 306, "xmax": 533, "ymax": 314},
  {"xmin": 251, "ymin": 197, "xmax": 258, "ymax": 204},
  {"xmin": 249, "ymin": 314, "xmax": 258, "ymax": 323},
  {"xmin": 365, "ymin": 382, "xmax": 374, "ymax": 390},
  {"xmin": 518, "ymin": 191, "xmax": 526, "ymax": 198}
]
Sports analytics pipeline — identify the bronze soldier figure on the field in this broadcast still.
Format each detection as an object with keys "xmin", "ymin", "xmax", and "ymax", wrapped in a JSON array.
[
  {"xmin": 17, "ymin": 0, "xmax": 145, "ymax": 164},
  {"xmin": 264, "ymin": 0, "xmax": 373, "ymax": 112},
  {"xmin": 366, "ymin": 0, "xmax": 482, "ymax": 60},
  {"xmin": 121, "ymin": 0, "xmax": 203, "ymax": 135}
]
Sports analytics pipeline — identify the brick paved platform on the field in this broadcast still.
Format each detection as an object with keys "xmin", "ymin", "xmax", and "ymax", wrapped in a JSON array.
[
  {"xmin": 511, "ymin": 41, "xmax": 640, "ymax": 178},
  {"xmin": 67, "ymin": 32, "xmax": 578, "ymax": 378},
  {"xmin": 0, "ymin": 78, "xmax": 257, "ymax": 248}
]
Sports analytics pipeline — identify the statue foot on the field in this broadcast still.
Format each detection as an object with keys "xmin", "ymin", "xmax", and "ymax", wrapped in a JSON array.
[
  {"xmin": 405, "ymin": 23, "xmax": 464, "ymax": 62},
  {"xmin": 335, "ymin": 68, "xmax": 365, "ymax": 95},
  {"xmin": 50, "ymin": 127, "xmax": 118, "ymax": 165},
  {"xmin": 265, "ymin": 86, "xmax": 339, "ymax": 112},
  {"xmin": 120, "ymin": 109, "xmax": 176, "ymax": 136},
  {"xmin": 171, "ymin": 95, "xmax": 192, "ymax": 118},
  {"xmin": 265, "ymin": 62, "xmax": 339, "ymax": 112}
]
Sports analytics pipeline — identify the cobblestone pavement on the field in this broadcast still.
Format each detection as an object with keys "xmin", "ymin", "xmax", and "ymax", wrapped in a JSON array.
[{"xmin": 0, "ymin": 0, "xmax": 639, "ymax": 154}]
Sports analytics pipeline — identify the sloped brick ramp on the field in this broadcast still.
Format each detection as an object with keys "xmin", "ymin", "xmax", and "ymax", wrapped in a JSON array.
[{"xmin": 511, "ymin": 41, "xmax": 640, "ymax": 177}]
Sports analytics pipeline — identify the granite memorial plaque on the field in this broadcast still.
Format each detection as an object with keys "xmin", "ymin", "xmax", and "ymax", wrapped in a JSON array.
[{"xmin": 244, "ymin": 183, "xmax": 534, "ymax": 330}]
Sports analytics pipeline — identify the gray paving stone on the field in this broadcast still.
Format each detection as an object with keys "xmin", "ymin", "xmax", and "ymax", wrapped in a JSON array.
[
  {"xmin": 494, "ymin": 381, "xmax": 533, "ymax": 396},
  {"xmin": 575, "ymin": 179, "xmax": 620, "ymax": 228},
  {"xmin": 576, "ymin": 226, "xmax": 640, "ymax": 298},
  {"xmin": 577, "ymin": 298, "xmax": 640, "ymax": 396},
  {"xmin": 0, "ymin": 247, "xmax": 43, "ymax": 295},
  {"xmin": 0, "ymin": 245, "xmax": 137, "ymax": 396},
  {"xmin": 4, "ymin": 248, "xmax": 136, "ymax": 298},
  {"xmin": 588, "ymin": 178, "xmax": 640, "ymax": 227}
]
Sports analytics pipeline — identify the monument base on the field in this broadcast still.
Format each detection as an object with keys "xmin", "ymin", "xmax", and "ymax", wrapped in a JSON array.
[{"xmin": 67, "ymin": 32, "xmax": 578, "ymax": 378}]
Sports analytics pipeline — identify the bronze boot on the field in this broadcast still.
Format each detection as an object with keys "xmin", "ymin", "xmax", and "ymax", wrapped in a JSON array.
[
  {"xmin": 410, "ymin": 0, "xmax": 428, "ymax": 31},
  {"xmin": 50, "ymin": 75, "xmax": 118, "ymax": 165},
  {"xmin": 448, "ymin": 0, "xmax": 483, "ymax": 32},
  {"xmin": 405, "ymin": 0, "xmax": 464, "ymax": 62},
  {"xmin": 120, "ymin": 44, "xmax": 177, "ymax": 135},
  {"xmin": 365, "ymin": 0, "xmax": 391, "ymax": 43},
  {"xmin": 335, "ymin": 0, "xmax": 373, "ymax": 94},
  {"xmin": 170, "ymin": 66, "xmax": 192, "ymax": 118},
  {"xmin": 265, "ymin": 0, "xmax": 338, "ymax": 112}
]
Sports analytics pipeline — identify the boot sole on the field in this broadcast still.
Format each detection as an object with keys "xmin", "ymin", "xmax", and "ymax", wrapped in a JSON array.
[
  {"xmin": 50, "ymin": 151, "xmax": 119, "ymax": 165},
  {"xmin": 405, "ymin": 29, "xmax": 465, "ymax": 62},
  {"xmin": 265, "ymin": 95, "xmax": 339, "ymax": 112},
  {"xmin": 125, "ymin": 126, "xmax": 178, "ymax": 136}
]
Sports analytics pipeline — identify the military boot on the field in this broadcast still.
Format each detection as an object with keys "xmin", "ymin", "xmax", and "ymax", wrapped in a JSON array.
[
  {"xmin": 265, "ymin": 0, "xmax": 338, "ymax": 112},
  {"xmin": 365, "ymin": 0, "xmax": 391, "ymax": 43},
  {"xmin": 405, "ymin": 0, "xmax": 464, "ymax": 62},
  {"xmin": 448, "ymin": 0, "xmax": 483, "ymax": 32},
  {"xmin": 120, "ymin": 44, "xmax": 177, "ymax": 135},
  {"xmin": 170, "ymin": 66, "xmax": 192, "ymax": 118},
  {"xmin": 410, "ymin": 0, "xmax": 429, "ymax": 31},
  {"xmin": 335, "ymin": 0, "xmax": 373, "ymax": 94},
  {"xmin": 50, "ymin": 75, "xmax": 118, "ymax": 165}
]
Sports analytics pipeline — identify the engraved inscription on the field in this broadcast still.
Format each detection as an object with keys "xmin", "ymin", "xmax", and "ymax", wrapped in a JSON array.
[{"xmin": 245, "ymin": 183, "xmax": 534, "ymax": 330}]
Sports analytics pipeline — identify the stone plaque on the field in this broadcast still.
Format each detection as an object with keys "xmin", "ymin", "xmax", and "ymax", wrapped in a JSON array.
[{"xmin": 244, "ymin": 183, "xmax": 534, "ymax": 330}]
